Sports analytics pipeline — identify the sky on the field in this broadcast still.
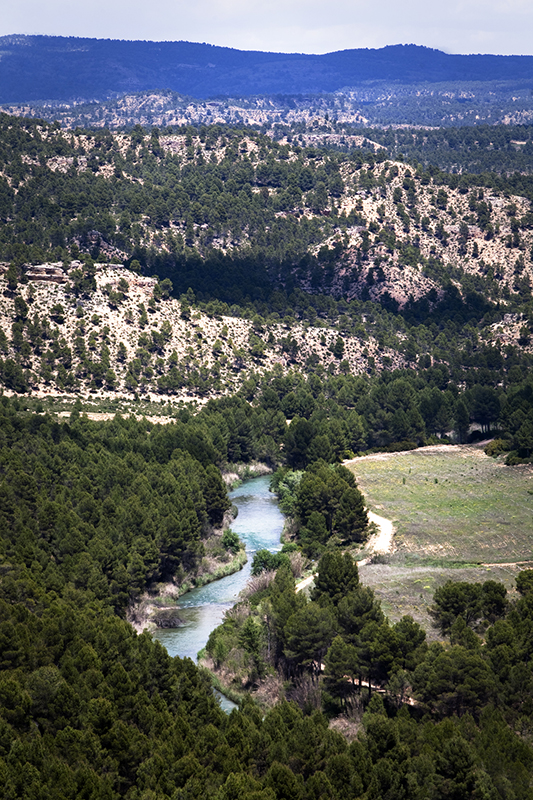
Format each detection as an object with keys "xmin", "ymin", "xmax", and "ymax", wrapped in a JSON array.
[{"xmin": 2, "ymin": 0, "xmax": 532, "ymax": 56}]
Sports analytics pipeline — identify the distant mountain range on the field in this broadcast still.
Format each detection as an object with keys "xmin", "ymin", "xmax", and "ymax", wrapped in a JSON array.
[{"xmin": 2, "ymin": 35, "xmax": 533, "ymax": 104}]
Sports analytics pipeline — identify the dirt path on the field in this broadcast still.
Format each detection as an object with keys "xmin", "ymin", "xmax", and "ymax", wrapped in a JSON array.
[
  {"xmin": 367, "ymin": 511, "xmax": 395, "ymax": 554},
  {"xmin": 358, "ymin": 510, "xmax": 396, "ymax": 566},
  {"xmin": 295, "ymin": 508, "xmax": 397, "ymax": 580},
  {"xmin": 295, "ymin": 574, "xmax": 315, "ymax": 593}
]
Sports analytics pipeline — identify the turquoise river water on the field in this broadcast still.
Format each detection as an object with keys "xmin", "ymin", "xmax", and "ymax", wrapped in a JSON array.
[{"xmin": 153, "ymin": 475, "xmax": 284, "ymax": 711}]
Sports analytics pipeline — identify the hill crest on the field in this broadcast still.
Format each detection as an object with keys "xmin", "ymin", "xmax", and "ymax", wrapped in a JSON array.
[{"xmin": 2, "ymin": 36, "xmax": 533, "ymax": 105}]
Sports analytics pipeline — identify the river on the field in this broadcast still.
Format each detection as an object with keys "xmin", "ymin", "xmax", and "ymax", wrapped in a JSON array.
[{"xmin": 153, "ymin": 474, "xmax": 284, "ymax": 711}]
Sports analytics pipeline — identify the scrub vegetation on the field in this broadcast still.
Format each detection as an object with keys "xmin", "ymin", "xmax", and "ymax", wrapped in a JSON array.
[{"xmin": 2, "ymin": 103, "xmax": 533, "ymax": 799}]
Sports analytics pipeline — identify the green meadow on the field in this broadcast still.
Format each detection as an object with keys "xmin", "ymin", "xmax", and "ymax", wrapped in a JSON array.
[
  {"xmin": 349, "ymin": 445, "xmax": 533, "ymax": 564},
  {"xmin": 347, "ymin": 445, "xmax": 533, "ymax": 635}
]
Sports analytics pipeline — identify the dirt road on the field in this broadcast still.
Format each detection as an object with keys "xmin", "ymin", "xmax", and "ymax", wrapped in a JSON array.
[{"xmin": 358, "ymin": 510, "xmax": 396, "ymax": 566}]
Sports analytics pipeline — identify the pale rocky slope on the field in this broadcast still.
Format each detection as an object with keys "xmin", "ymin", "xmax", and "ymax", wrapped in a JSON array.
[{"xmin": 0, "ymin": 264, "xmax": 404, "ymax": 399}]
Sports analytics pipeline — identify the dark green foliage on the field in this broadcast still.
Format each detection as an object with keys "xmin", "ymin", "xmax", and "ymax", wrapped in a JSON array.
[
  {"xmin": 211, "ymin": 540, "xmax": 533, "ymax": 785},
  {"xmin": 324, "ymin": 635, "xmax": 359, "ymax": 702},
  {"xmin": 0, "ymin": 403, "xmax": 233, "ymax": 606},
  {"xmin": 1, "ymin": 402, "xmax": 529, "ymax": 800},
  {"xmin": 468, "ymin": 384, "xmax": 500, "ymax": 433},
  {"xmin": 285, "ymin": 603, "xmax": 336, "ymax": 670},
  {"xmin": 0, "ymin": 596, "xmax": 231, "ymax": 798},
  {"xmin": 0, "ymin": 114, "xmax": 338, "ymax": 270},
  {"xmin": 369, "ymin": 122, "xmax": 533, "ymax": 174},
  {"xmin": 430, "ymin": 580, "xmax": 508, "ymax": 634},
  {"xmin": 222, "ymin": 529, "xmax": 241, "ymax": 555},
  {"xmin": 412, "ymin": 643, "xmax": 497, "ymax": 717},
  {"xmin": 337, "ymin": 586, "xmax": 385, "ymax": 641},
  {"xmin": 312, "ymin": 552, "xmax": 360, "ymax": 607},
  {"xmin": 3, "ymin": 109, "xmax": 533, "ymax": 798},
  {"xmin": 204, "ymin": 463, "xmax": 231, "ymax": 525},
  {"xmin": 298, "ymin": 511, "xmax": 329, "ymax": 557},
  {"xmin": 0, "ymin": 403, "xmax": 236, "ymax": 799},
  {"xmin": 516, "ymin": 569, "xmax": 533, "ymax": 596},
  {"xmin": 294, "ymin": 463, "xmax": 368, "ymax": 552},
  {"xmin": 284, "ymin": 418, "xmax": 316, "ymax": 470},
  {"xmin": 251, "ymin": 549, "xmax": 290, "ymax": 576}
]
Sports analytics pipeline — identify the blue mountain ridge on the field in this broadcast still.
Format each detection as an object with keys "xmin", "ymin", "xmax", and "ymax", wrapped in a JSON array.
[{"xmin": 1, "ymin": 35, "xmax": 533, "ymax": 104}]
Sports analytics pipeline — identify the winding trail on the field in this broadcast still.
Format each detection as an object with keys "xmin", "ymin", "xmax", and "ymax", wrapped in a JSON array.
[
  {"xmin": 358, "ymin": 510, "xmax": 396, "ymax": 566},
  {"xmin": 294, "ymin": 508, "xmax": 396, "ymax": 591},
  {"xmin": 367, "ymin": 511, "xmax": 395, "ymax": 554}
]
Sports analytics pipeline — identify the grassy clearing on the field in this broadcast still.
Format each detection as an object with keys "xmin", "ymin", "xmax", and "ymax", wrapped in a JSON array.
[
  {"xmin": 347, "ymin": 445, "xmax": 533, "ymax": 564},
  {"xmin": 359, "ymin": 561, "xmax": 522, "ymax": 639},
  {"xmin": 346, "ymin": 445, "xmax": 533, "ymax": 636}
]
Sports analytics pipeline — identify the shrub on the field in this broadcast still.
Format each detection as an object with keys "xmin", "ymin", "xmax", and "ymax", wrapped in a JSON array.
[
  {"xmin": 484, "ymin": 438, "xmax": 511, "ymax": 457},
  {"xmin": 251, "ymin": 549, "xmax": 290, "ymax": 575},
  {"xmin": 222, "ymin": 529, "xmax": 241, "ymax": 555}
]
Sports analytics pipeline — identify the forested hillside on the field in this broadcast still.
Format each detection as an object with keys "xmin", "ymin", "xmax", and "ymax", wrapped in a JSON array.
[
  {"xmin": 7, "ymin": 80, "xmax": 533, "ymax": 131},
  {"xmin": 1, "ymin": 114, "xmax": 533, "ymax": 444},
  {"xmin": 367, "ymin": 124, "xmax": 533, "ymax": 175},
  {"xmin": 2, "ymin": 104, "xmax": 533, "ymax": 799},
  {"xmin": 2, "ymin": 113, "xmax": 533, "ymax": 457},
  {"xmin": 3, "ymin": 36, "xmax": 533, "ymax": 105},
  {"xmin": 2, "ymin": 113, "xmax": 533, "ymax": 308},
  {"xmin": 2, "ymin": 398, "xmax": 533, "ymax": 799}
]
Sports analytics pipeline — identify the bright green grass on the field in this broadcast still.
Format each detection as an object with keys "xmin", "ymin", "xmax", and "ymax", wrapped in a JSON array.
[{"xmin": 347, "ymin": 445, "xmax": 533, "ymax": 564}]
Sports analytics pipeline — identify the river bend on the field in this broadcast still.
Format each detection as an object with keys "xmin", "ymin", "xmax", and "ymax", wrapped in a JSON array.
[{"xmin": 153, "ymin": 474, "xmax": 284, "ymax": 665}]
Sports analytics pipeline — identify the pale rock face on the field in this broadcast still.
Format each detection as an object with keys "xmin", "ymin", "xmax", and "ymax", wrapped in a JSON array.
[{"xmin": 0, "ymin": 262, "xmax": 403, "ymax": 401}]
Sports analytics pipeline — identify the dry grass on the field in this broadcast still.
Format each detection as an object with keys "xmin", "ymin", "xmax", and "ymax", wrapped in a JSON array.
[
  {"xmin": 348, "ymin": 445, "xmax": 533, "ymax": 564},
  {"xmin": 329, "ymin": 714, "xmax": 364, "ymax": 743},
  {"xmin": 345, "ymin": 444, "xmax": 533, "ymax": 635},
  {"xmin": 359, "ymin": 561, "xmax": 523, "ymax": 639},
  {"xmin": 239, "ymin": 571, "xmax": 277, "ymax": 599},
  {"xmin": 289, "ymin": 551, "xmax": 306, "ymax": 578}
]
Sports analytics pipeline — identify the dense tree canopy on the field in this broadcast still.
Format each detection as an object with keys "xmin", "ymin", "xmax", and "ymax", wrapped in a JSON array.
[{"xmin": 1, "ymin": 397, "xmax": 533, "ymax": 798}]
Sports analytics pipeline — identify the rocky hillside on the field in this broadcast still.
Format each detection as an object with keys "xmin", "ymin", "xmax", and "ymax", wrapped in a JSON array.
[
  {"xmin": 1, "ymin": 114, "xmax": 533, "ymax": 399},
  {"xmin": 1, "ymin": 115, "xmax": 532, "ymax": 305},
  {"xmin": 0, "ymin": 263, "xmax": 405, "ymax": 399},
  {"xmin": 7, "ymin": 85, "xmax": 533, "ymax": 132},
  {"xmin": 301, "ymin": 157, "xmax": 533, "ymax": 308}
]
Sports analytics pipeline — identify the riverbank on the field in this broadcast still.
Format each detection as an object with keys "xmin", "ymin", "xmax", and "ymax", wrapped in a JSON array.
[
  {"xmin": 221, "ymin": 461, "xmax": 272, "ymax": 489},
  {"xmin": 127, "ymin": 544, "xmax": 247, "ymax": 634},
  {"xmin": 198, "ymin": 659, "xmax": 246, "ymax": 707},
  {"xmin": 128, "ymin": 474, "xmax": 283, "ymax": 639},
  {"xmin": 199, "ymin": 652, "xmax": 286, "ymax": 710},
  {"xmin": 150, "ymin": 475, "xmax": 285, "ymax": 681}
]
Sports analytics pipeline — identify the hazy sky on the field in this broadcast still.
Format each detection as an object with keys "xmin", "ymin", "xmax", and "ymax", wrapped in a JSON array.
[{"xmin": 2, "ymin": 0, "xmax": 532, "ymax": 56}]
